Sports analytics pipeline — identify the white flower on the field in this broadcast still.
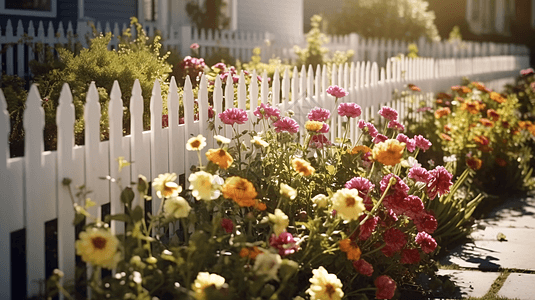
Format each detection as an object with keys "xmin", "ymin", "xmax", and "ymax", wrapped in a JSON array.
[
  {"xmin": 214, "ymin": 135, "xmax": 231, "ymax": 144},
  {"xmin": 192, "ymin": 272, "xmax": 226, "ymax": 300},
  {"xmin": 189, "ymin": 171, "xmax": 221, "ymax": 201},
  {"xmin": 186, "ymin": 134, "xmax": 207, "ymax": 151},
  {"xmin": 280, "ymin": 183, "xmax": 297, "ymax": 200},
  {"xmin": 268, "ymin": 209, "xmax": 289, "ymax": 236},
  {"xmin": 253, "ymin": 251, "xmax": 282, "ymax": 282},
  {"xmin": 312, "ymin": 194, "xmax": 329, "ymax": 208},
  {"xmin": 252, "ymin": 135, "xmax": 269, "ymax": 147},
  {"xmin": 163, "ymin": 195, "xmax": 191, "ymax": 219},
  {"xmin": 152, "ymin": 173, "xmax": 182, "ymax": 198},
  {"xmin": 306, "ymin": 266, "xmax": 344, "ymax": 300},
  {"xmin": 401, "ymin": 156, "xmax": 421, "ymax": 168},
  {"xmin": 443, "ymin": 154, "xmax": 457, "ymax": 163},
  {"xmin": 331, "ymin": 188, "xmax": 365, "ymax": 221}
]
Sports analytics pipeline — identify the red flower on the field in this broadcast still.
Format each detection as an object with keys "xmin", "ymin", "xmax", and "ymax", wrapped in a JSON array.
[
  {"xmin": 479, "ymin": 118, "xmax": 494, "ymax": 127},
  {"xmin": 487, "ymin": 109, "xmax": 500, "ymax": 121},
  {"xmin": 221, "ymin": 218, "xmax": 234, "ymax": 233},
  {"xmin": 415, "ymin": 231, "xmax": 437, "ymax": 253},
  {"xmin": 269, "ymin": 232, "xmax": 298, "ymax": 256},
  {"xmin": 375, "ymin": 275, "xmax": 397, "ymax": 299},
  {"xmin": 358, "ymin": 216, "xmax": 378, "ymax": 241},
  {"xmin": 414, "ymin": 212, "xmax": 437, "ymax": 234},
  {"xmin": 426, "ymin": 166, "xmax": 453, "ymax": 200},
  {"xmin": 353, "ymin": 259, "xmax": 374, "ymax": 276},
  {"xmin": 466, "ymin": 156, "xmax": 483, "ymax": 170},
  {"xmin": 401, "ymin": 248, "xmax": 421, "ymax": 264},
  {"xmin": 383, "ymin": 228, "xmax": 407, "ymax": 255}
]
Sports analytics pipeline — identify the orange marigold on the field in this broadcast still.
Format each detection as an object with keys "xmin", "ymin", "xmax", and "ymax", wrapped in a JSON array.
[
  {"xmin": 473, "ymin": 135, "xmax": 489, "ymax": 146},
  {"xmin": 466, "ymin": 157, "xmax": 483, "ymax": 170},
  {"xmin": 473, "ymin": 81, "xmax": 487, "ymax": 92},
  {"xmin": 206, "ymin": 148, "xmax": 234, "ymax": 169},
  {"xmin": 408, "ymin": 84, "xmax": 421, "ymax": 92},
  {"xmin": 292, "ymin": 158, "xmax": 315, "ymax": 176},
  {"xmin": 239, "ymin": 246, "xmax": 262, "ymax": 259},
  {"xmin": 372, "ymin": 139, "xmax": 405, "ymax": 166},
  {"xmin": 440, "ymin": 133, "xmax": 453, "ymax": 141},
  {"xmin": 487, "ymin": 109, "xmax": 500, "ymax": 121},
  {"xmin": 339, "ymin": 239, "xmax": 362, "ymax": 261},
  {"xmin": 254, "ymin": 200, "xmax": 267, "ymax": 211},
  {"xmin": 222, "ymin": 176, "xmax": 257, "ymax": 207},
  {"xmin": 490, "ymin": 92, "xmax": 506, "ymax": 104},
  {"xmin": 434, "ymin": 107, "xmax": 451, "ymax": 119},
  {"xmin": 351, "ymin": 145, "xmax": 372, "ymax": 155},
  {"xmin": 479, "ymin": 118, "xmax": 494, "ymax": 127},
  {"xmin": 460, "ymin": 100, "xmax": 486, "ymax": 114},
  {"xmin": 444, "ymin": 124, "xmax": 452, "ymax": 132},
  {"xmin": 461, "ymin": 86, "xmax": 472, "ymax": 94}
]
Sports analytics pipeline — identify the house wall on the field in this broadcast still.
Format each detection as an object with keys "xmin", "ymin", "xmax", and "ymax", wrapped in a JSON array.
[
  {"xmin": 84, "ymin": 0, "xmax": 137, "ymax": 26},
  {"xmin": 0, "ymin": 0, "xmax": 78, "ymax": 33},
  {"xmin": 235, "ymin": 0, "xmax": 303, "ymax": 38}
]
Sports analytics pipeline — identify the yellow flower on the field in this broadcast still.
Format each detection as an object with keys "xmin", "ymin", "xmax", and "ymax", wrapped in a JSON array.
[
  {"xmin": 189, "ymin": 171, "xmax": 221, "ymax": 201},
  {"xmin": 221, "ymin": 176, "xmax": 257, "ymax": 207},
  {"xmin": 372, "ymin": 139, "xmax": 405, "ymax": 166},
  {"xmin": 280, "ymin": 183, "xmax": 297, "ymax": 200},
  {"xmin": 164, "ymin": 195, "xmax": 192, "ymax": 219},
  {"xmin": 292, "ymin": 158, "xmax": 315, "ymax": 176},
  {"xmin": 339, "ymin": 239, "xmax": 362, "ymax": 261},
  {"xmin": 312, "ymin": 194, "xmax": 329, "ymax": 208},
  {"xmin": 152, "ymin": 173, "xmax": 182, "ymax": 198},
  {"xmin": 252, "ymin": 135, "xmax": 269, "ymax": 147},
  {"xmin": 75, "ymin": 227, "xmax": 120, "ymax": 269},
  {"xmin": 331, "ymin": 188, "xmax": 365, "ymax": 221},
  {"xmin": 187, "ymin": 134, "xmax": 207, "ymax": 151},
  {"xmin": 305, "ymin": 120, "xmax": 324, "ymax": 132},
  {"xmin": 306, "ymin": 266, "xmax": 344, "ymax": 300},
  {"xmin": 192, "ymin": 272, "xmax": 226, "ymax": 300},
  {"xmin": 351, "ymin": 145, "xmax": 371, "ymax": 155},
  {"xmin": 206, "ymin": 148, "xmax": 234, "ymax": 169},
  {"xmin": 268, "ymin": 208, "xmax": 289, "ymax": 236}
]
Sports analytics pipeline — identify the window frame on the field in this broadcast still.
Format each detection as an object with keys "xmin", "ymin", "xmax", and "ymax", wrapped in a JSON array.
[{"xmin": 0, "ymin": 0, "xmax": 57, "ymax": 18}]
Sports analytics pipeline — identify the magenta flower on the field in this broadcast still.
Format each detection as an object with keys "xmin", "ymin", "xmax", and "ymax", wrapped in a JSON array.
[
  {"xmin": 318, "ymin": 123, "xmax": 330, "ymax": 133},
  {"xmin": 520, "ymin": 68, "xmax": 534, "ymax": 76},
  {"xmin": 408, "ymin": 167, "xmax": 432, "ymax": 184},
  {"xmin": 414, "ymin": 135, "xmax": 432, "ymax": 151},
  {"xmin": 358, "ymin": 119, "xmax": 367, "ymax": 128},
  {"xmin": 308, "ymin": 107, "xmax": 331, "ymax": 122},
  {"xmin": 414, "ymin": 212, "xmax": 438, "ymax": 234},
  {"xmin": 375, "ymin": 275, "xmax": 397, "ymax": 300},
  {"xmin": 426, "ymin": 166, "xmax": 453, "ymax": 200},
  {"xmin": 402, "ymin": 195, "xmax": 425, "ymax": 220},
  {"xmin": 212, "ymin": 62, "xmax": 226, "ymax": 71},
  {"xmin": 218, "ymin": 108, "xmax": 248, "ymax": 125},
  {"xmin": 208, "ymin": 106, "xmax": 215, "ymax": 119},
  {"xmin": 378, "ymin": 106, "xmax": 398, "ymax": 121},
  {"xmin": 345, "ymin": 177, "xmax": 375, "ymax": 194},
  {"xmin": 353, "ymin": 259, "xmax": 374, "ymax": 276},
  {"xmin": 309, "ymin": 134, "xmax": 331, "ymax": 148},
  {"xmin": 396, "ymin": 134, "xmax": 415, "ymax": 152},
  {"xmin": 269, "ymin": 232, "xmax": 298, "ymax": 256},
  {"xmin": 373, "ymin": 134, "xmax": 389, "ymax": 144},
  {"xmin": 415, "ymin": 231, "xmax": 437, "ymax": 253},
  {"xmin": 326, "ymin": 85, "xmax": 349, "ymax": 98},
  {"xmin": 162, "ymin": 114, "xmax": 169, "ymax": 128},
  {"xmin": 358, "ymin": 216, "xmax": 378, "ymax": 241},
  {"xmin": 401, "ymin": 249, "xmax": 421, "ymax": 264},
  {"xmin": 273, "ymin": 117, "xmax": 299, "ymax": 134},
  {"xmin": 221, "ymin": 218, "xmax": 234, "ymax": 233},
  {"xmin": 338, "ymin": 102, "xmax": 362, "ymax": 118},
  {"xmin": 366, "ymin": 122, "xmax": 378, "ymax": 137},
  {"xmin": 190, "ymin": 43, "xmax": 200, "ymax": 50},
  {"xmin": 253, "ymin": 103, "xmax": 281, "ymax": 121},
  {"xmin": 382, "ymin": 228, "xmax": 407, "ymax": 257},
  {"xmin": 387, "ymin": 120, "xmax": 405, "ymax": 131}
]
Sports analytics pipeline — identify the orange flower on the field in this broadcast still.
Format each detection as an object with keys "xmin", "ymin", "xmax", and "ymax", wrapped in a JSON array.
[
  {"xmin": 222, "ymin": 176, "xmax": 257, "ymax": 207},
  {"xmin": 461, "ymin": 100, "xmax": 485, "ymax": 114},
  {"xmin": 495, "ymin": 157, "xmax": 507, "ymax": 167},
  {"xmin": 443, "ymin": 124, "xmax": 452, "ymax": 132},
  {"xmin": 473, "ymin": 135, "xmax": 489, "ymax": 146},
  {"xmin": 466, "ymin": 157, "xmax": 483, "ymax": 170},
  {"xmin": 472, "ymin": 82, "xmax": 487, "ymax": 92},
  {"xmin": 440, "ymin": 133, "xmax": 453, "ymax": 141},
  {"xmin": 461, "ymin": 86, "xmax": 472, "ymax": 94},
  {"xmin": 479, "ymin": 118, "xmax": 494, "ymax": 127},
  {"xmin": 254, "ymin": 201, "xmax": 267, "ymax": 211},
  {"xmin": 487, "ymin": 109, "xmax": 500, "ymax": 121},
  {"xmin": 292, "ymin": 158, "xmax": 315, "ymax": 176},
  {"xmin": 490, "ymin": 92, "xmax": 506, "ymax": 103},
  {"xmin": 339, "ymin": 239, "xmax": 362, "ymax": 261},
  {"xmin": 239, "ymin": 246, "xmax": 261, "ymax": 259},
  {"xmin": 206, "ymin": 148, "xmax": 233, "ymax": 169},
  {"xmin": 351, "ymin": 145, "xmax": 372, "ymax": 155},
  {"xmin": 372, "ymin": 139, "xmax": 405, "ymax": 166},
  {"xmin": 434, "ymin": 107, "xmax": 451, "ymax": 119},
  {"xmin": 501, "ymin": 121, "xmax": 510, "ymax": 128},
  {"xmin": 408, "ymin": 84, "xmax": 421, "ymax": 92}
]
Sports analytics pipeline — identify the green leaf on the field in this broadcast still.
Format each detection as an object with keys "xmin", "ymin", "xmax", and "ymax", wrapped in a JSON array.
[
  {"xmin": 72, "ymin": 213, "xmax": 85, "ymax": 226},
  {"xmin": 105, "ymin": 213, "xmax": 131, "ymax": 223},
  {"xmin": 121, "ymin": 187, "xmax": 135, "ymax": 205},
  {"xmin": 131, "ymin": 205, "xmax": 144, "ymax": 222}
]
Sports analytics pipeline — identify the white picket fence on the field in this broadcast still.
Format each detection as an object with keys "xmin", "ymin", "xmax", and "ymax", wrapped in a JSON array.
[
  {"xmin": 0, "ymin": 18, "xmax": 531, "ymax": 80},
  {"xmin": 0, "ymin": 53, "xmax": 530, "ymax": 299}
]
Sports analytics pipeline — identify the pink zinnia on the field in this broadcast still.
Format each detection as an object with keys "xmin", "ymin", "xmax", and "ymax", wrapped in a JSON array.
[
  {"xmin": 387, "ymin": 120, "xmax": 405, "ymax": 131},
  {"xmin": 309, "ymin": 134, "xmax": 331, "ymax": 148},
  {"xmin": 358, "ymin": 216, "xmax": 378, "ymax": 241},
  {"xmin": 402, "ymin": 195, "xmax": 424, "ymax": 219},
  {"xmin": 380, "ymin": 174, "xmax": 409, "ymax": 195},
  {"xmin": 520, "ymin": 68, "xmax": 534, "ymax": 76},
  {"xmin": 401, "ymin": 248, "xmax": 421, "ymax": 264},
  {"xmin": 427, "ymin": 166, "xmax": 453, "ymax": 200},
  {"xmin": 415, "ymin": 231, "xmax": 437, "ymax": 253},
  {"xmin": 408, "ymin": 167, "xmax": 432, "ymax": 184},
  {"xmin": 212, "ymin": 62, "xmax": 226, "ymax": 71},
  {"xmin": 353, "ymin": 259, "xmax": 374, "ymax": 276},
  {"xmin": 326, "ymin": 85, "xmax": 349, "ymax": 98},
  {"xmin": 308, "ymin": 107, "xmax": 331, "ymax": 122},
  {"xmin": 375, "ymin": 275, "xmax": 397, "ymax": 300},
  {"xmin": 383, "ymin": 228, "xmax": 407, "ymax": 253},
  {"xmin": 378, "ymin": 106, "xmax": 398, "ymax": 121},
  {"xmin": 273, "ymin": 117, "xmax": 299, "ymax": 134},
  {"xmin": 269, "ymin": 232, "xmax": 298, "ymax": 256},
  {"xmin": 358, "ymin": 119, "xmax": 367, "ymax": 129},
  {"xmin": 221, "ymin": 218, "xmax": 234, "ymax": 233},
  {"xmin": 414, "ymin": 212, "xmax": 438, "ymax": 234},
  {"xmin": 338, "ymin": 102, "xmax": 362, "ymax": 118},
  {"xmin": 254, "ymin": 103, "xmax": 281, "ymax": 121},
  {"xmin": 218, "ymin": 108, "xmax": 248, "ymax": 125},
  {"xmin": 190, "ymin": 43, "xmax": 200, "ymax": 50},
  {"xmin": 373, "ymin": 134, "xmax": 389, "ymax": 144},
  {"xmin": 396, "ymin": 134, "xmax": 415, "ymax": 152},
  {"xmin": 366, "ymin": 122, "xmax": 378, "ymax": 137},
  {"xmin": 318, "ymin": 123, "xmax": 330, "ymax": 133},
  {"xmin": 414, "ymin": 135, "xmax": 432, "ymax": 151},
  {"xmin": 345, "ymin": 177, "xmax": 375, "ymax": 194}
]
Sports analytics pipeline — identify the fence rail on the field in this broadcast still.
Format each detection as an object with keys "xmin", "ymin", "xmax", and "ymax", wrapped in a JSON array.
[
  {"xmin": 0, "ymin": 18, "xmax": 531, "ymax": 80},
  {"xmin": 0, "ymin": 51, "xmax": 530, "ymax": 299}
]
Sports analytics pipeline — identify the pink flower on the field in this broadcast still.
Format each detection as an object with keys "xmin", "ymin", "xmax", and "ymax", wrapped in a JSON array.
[
  {"xmin": 401, "ymin": 248, "xmax": 421, "ymax": 264},
  {"xmin": 373, "ymin": 134, "xmax": 389, "ymax": 144},
  {"xmin": 345, "ymin": 177, "xmax": 375, "ymax": 194},
  {"xmin": 415, "ymin": 231, "xmax": 437, "ymax": 253},
  {"xmin": 221, "ymin": 218, "xmax": 234, "ymax": 233},
  {"xmin": 337, "ymin": 102, "xmax": 362, "ymax": 118},
  {"xmin": 218, "ymin": 108, "xmax": 248, "ymax": 125},
  {"xmin": 273, "ymin": 117, "xmax": 299, "ymax": 134},
  {"xmin": 396, "ymin": 134, "xmax": 415, "ymax": 152},
  {"xmin": 326, "ymin": 85, "xmax": 349, "ymax": 98},
  {"xmin": 353, "ymin": 259, "xmax": 374, "ymax": 276},
  {"xmin": 190, "ymin": 43, "xmax": 200, "ymax": 50},
  {"xmin": 366, "ymin": 122, "xmax": 378, "ymax": 137},
  {"xmin": 387, "ymin": 120, "xmax": 405, "ymax": 131},
  {"xmin": 318, "ymin": 123, "xmax": 330, "ymax": 133},
  {"xmin": 402, "ymin": 195, "xmax": 424, "ymax": 219},
  {"xmin": 308, "ymin": 107, "xmax": 331, "ymax": 122},
  {"xmin": 358, "ymin": 216, "xmax": 378, "ymax": 241},
  {"xmin": 414, "ymin": 212, "xmax": 437, "ymax": 234},
  {"xmin": 358, "ymin": 119, "xmax": 367, "ymax": 129},
  {"xmin": 269, "ymin": 232, "xmax": 298, "ymax": 256},
  {"xmin": 382, "ymin": 228, "xmax": 406, "ymax": 257},
  {"xmin": 378, "ymin": 106, "xmax": 398, "ymax": 121},
  {"xmin": 309, "ymin": 134, "xmax": 331, "ymax": 148},
  {"xmin": 253, "ymin": 103, "xmax": 281, "ymax": 121},
  {"xmin": 375, "ymin": 275, "xmax": 397, "ymax": 299},
  {"xmin": 417, "ymin": 106, "xmax": 433, "ymax": 113},
  {"xmin": 408, "ymin": 167, "xmax": 431, "ymax": 184},
  {"xmin": 520, "ymin": 68, "xmax": 534, "ymax": 76},
  {"xmin": 380, "ymin": 174, "xmax": 409, "ymax": 196},
  {"xmin": 212, "ymin": 62, "xmax": 226, "ymax": 71},
  {"xmin": 414, "ymin": 135, "xmax": 432, "ymax": 151},
  {"xmin": 426, "ymin": 166, "xmax": 453, "ymax": 200},
  {"xmin": 208, "ymin": 106, "xmax": 215, "ymax": 119}
]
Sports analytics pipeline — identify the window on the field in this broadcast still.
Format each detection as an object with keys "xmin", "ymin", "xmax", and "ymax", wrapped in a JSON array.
[
  {"xmin": 1, "ymin": 0, "xmax": 56, "ymax": 17},
  {"xmin": 143, "ymin": 0, "xmax": 158, "ymax": 21}
]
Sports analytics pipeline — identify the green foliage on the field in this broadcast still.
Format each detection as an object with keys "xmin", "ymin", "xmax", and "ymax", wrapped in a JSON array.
[
  {"xmin": 1, "ymin": 74, "xmax": 28, "ymax": 157},
  {"xmin": 185, "ymin": 0, "xmax": 229, "ymax": 30},
  {"xmin": 407, "ymin": 43, "xmax": 419, "ymax": 59},
  {"xmin": 241, "ymin": 47, "xmax": 293, "ymax": 79},
  {"xmin": 448, "ymin": 26, "xmax": 463, "ymax": 43},
  {"xmin": 327, "ymin": 0, "xmax": 440, "ymax": 42}
]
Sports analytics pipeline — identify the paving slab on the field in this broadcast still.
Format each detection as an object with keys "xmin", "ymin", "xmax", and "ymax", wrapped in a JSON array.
[
  {"xmin": 478, "ymin": 196, "xmax": 535, "ymax": 229},
  {"xmin": 497, "ymin": 273, "xmax": 535, "ymax": 300},
  {"xmin": 440, "ymin": 227, "xmax": 535, "ymax": 271},
  {"xmin": 437, "ymin": 269, "xmax": 500, "ymax": 298}
]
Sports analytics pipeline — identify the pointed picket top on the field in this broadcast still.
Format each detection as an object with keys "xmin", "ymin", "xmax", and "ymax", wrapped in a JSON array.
[
  {"xmin": 24, "ymin": 85, "xmax": 45, "ymax": 161},
  {"xmin": 16, "ymin": 20, "xmax": 24, "ymax": 36},
  {"xmin": 167, "ymin": 76, "xmax": 179, "ymax": 128},
  {"xmin": 386, "ymin": 58, "xmax": 392, "ymax": 81},
  {"xmin": 338, "ymin": 64, "xmax": 344, "ymax": 90},
  {"xmin": 183, "ymin": 75, "xmax": 194, "ymax": 125},
  {"xmin": 67, "ymin": 21, "xmax": 74, "ymax": 35},
  {"xmin": 380, "ymin": 67, "xmax": 386, "ymax": 83},
  {"xmin": 364, "ymin": 62, "xmax": 371, "ymax": 87},
  {"xmin": 272, "ymin": 69, "xmax": 280, "ymax": 104},
  {"xmin": 371, "ymin": 62, "xmax": 378, "ymax": 86},
  {"xmin": 28, "ymin": 20, "xmax": 35, "ymax": 37},
  {"xmin": 307, "ymin": 65, "xmax": 314, "ymax": 99},
  {"xmin": 291, "ymin": 66, "xmax": 299, "ymax": 102},
  {"xmin": 343, "ymin": 63, "xmax": 349, "ymax": 92},
  {"xmin": 213, "ymin": 75, "xmax": 223, "ymax": 133},
  {"xmin": 281, "ymin": 67, "xmax": 290, "ymax": 112},
  {"xmin": 57, "ymin": 21, "xmax": 65, "ymax": 39},
  {"xmin": 299, "ymin": 65, "xmax": 306, "ymax": 100},
  {"xmin": 198, "ymin": 74, "xmax": 209, "ymax": 130},
  {"xmin": 108, "ymin": 80, "xmax": 123, "ymax": 142},
  {"xmin": 84, "ymin": 82, "xmax": 101, "ymax": 147},
  {"xmin": 5, "ymin": 19, "xmax": 13, "ymax": 38},
  {"xmin": 130, "ymin": 79, "xmax": 144, "ymax": 133},
  {"xmin": 56, "ymin": 83, "xmax": 75, "ymax": 154},
  {"xmin": 151, "ymin": 80, "xmax": 163, "ymax": 128},
  {"xmin": 0, "ymin": 89, "xmax": 9, "ymax": 167},
  {"xmin": 224, "ymin": 73, "xmax": 234, "ymax": 110},
  {"xmin": 37, "ymin": 21, "xmax": 45, "ymax": 40},
  {"xmin": 47, "ymin": 21, "xmax": 55, "ymax": 40}
]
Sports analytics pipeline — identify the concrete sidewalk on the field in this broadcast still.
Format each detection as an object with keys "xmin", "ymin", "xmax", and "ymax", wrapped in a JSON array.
[{"xmin": 436, "ymin": 193, "xmax": 535, "ymax": 299}]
